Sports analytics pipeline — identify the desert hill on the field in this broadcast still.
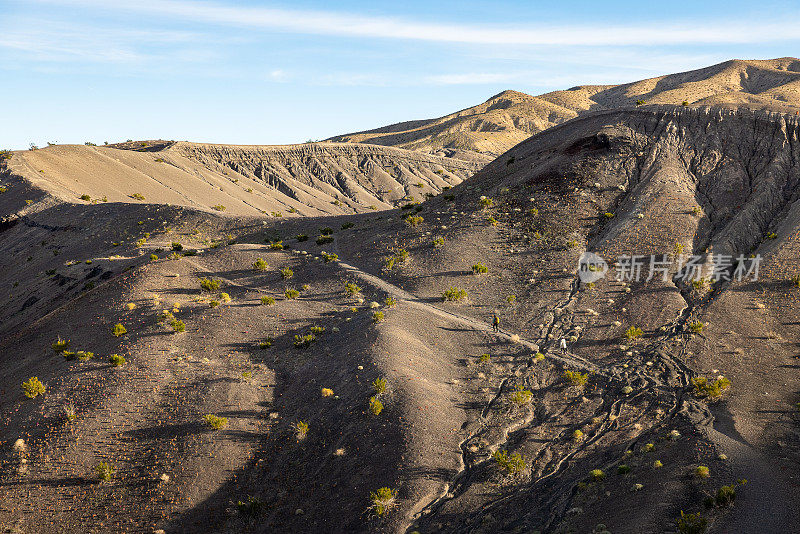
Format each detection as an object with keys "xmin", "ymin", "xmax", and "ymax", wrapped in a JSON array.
[
  {"xmin": 329, "ymin": 57, "xmax": 800, "ymax": 158},
  {"xmin": 5, "ymin": 141, "xmax": 480, "ymax": 217}
]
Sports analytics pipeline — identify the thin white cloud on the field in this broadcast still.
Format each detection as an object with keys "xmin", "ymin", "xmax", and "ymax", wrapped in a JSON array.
[{"xmin": 32, "ymin": 0, "xmax": 800, "ymax": 46}]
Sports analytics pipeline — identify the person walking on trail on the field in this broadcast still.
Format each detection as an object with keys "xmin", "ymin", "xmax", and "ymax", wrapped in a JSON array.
[{"xmin": 491, "ymin": 312, "xmax": 500, "ymax": 333}]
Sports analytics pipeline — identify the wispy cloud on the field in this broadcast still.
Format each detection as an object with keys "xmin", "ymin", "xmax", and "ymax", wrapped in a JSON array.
[{"xmin": 33, "ymin": 0, "xmax": 800, "ymax": 46}]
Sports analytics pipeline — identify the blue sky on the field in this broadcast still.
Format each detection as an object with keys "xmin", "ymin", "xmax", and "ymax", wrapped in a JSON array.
[{"xmin": 3, "ymin": 0, "xmax": 800, "ymax": 149}]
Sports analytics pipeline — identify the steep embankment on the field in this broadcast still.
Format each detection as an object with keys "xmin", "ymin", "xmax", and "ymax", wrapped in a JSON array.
[
  {"xmin": 329, "ymin": 57, "xmax": 800, "ymax": 158},
  {"xmin": 5, "ymin": 141, "xmax": 481, "ymax": 217}
]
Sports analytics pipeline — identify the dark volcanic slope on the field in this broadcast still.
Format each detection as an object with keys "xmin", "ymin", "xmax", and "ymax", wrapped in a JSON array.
[
  {"xmin": 329, "ymin": 57, "xmax": 800, "ymax": 159},
  {"xmin": 2, "ymin": 106, "xmax": 800, "ymax": 534}
]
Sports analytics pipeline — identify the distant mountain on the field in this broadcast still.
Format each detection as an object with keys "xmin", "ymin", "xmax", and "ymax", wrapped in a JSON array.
[{"xmin": 328, "ymin": 57, "xmax": 800, "ymax": 158}]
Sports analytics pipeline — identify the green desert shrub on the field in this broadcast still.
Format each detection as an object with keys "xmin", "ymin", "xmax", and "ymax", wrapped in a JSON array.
[
  {"xmin": 95, "ymin": 462, "xmax": 114, "ymax": 482},
  {"xmin": 112, "ymin": 323, "xmax": 127, "ymax": 337},
  {"xmin": 384, "ymin": 296, "xmax": 396, "ymax": 307},
  {"xmin": 253, "ymin": 258, "xmax": 268, "ymax": 271},
  {"xmin": 344, "ymin": 282, "xmax": 362, "ymax": 296},
  {"xmin": 51, "ymin": 338, "xmax": 70, "ymax": 352},
  {"xmin": 79, "ymin": 194, "xmax": 91, "ymax": 201},
  {"xmin": 309, "ymin": 326, "xmax": 325, "ymax": 334},
  {"xmin": 509, "ymin": 385, "xmax": 533, "ymax": 407},
  {"xmin": 478, "ymin": 353, "xmax": 490, "ymax": 364},
  {"xmin": 260, "ymin": 295, "xmax": 276, "ymax": 305},
  {"xmin": 150, "ymin": 253, "xmax": 158, "ymax": 261},
  {"xmin": 442, "ymin": 287, "xmax": 467, "ymax": 302},
  {"xmin": 506, "ymin": 294, "xmax": 516, "ymax": 304},
  {"xmin": 471, "ymin": 263, "xmax": 488, "ymax": 274},
  {"xmin": 280, "ymin": 267, "xmax": 293, "ymax": 279},
  {"xmin": 373, "ymin": 311, "xmax": 385, "ymax": 323},
  {"xmin": 203, "ymin": 414, "xmax": 228, "ymax": 430},
  {"xmin": 284, "ymin": 288, "xmax": 300, "ymax": 300},
  {"xmin": 293, "ymin": 420, "xmax": 309, "ymax": 440},
  {"xmin": 200, "ymin": 278, "xmax": 220, "ymax": 291},
  {"xmin": 259, "ymin": 337, "xmax": 274, "ymax": 349},
  {"xmin": 624, "ymin": 326, "xmax": 643, "ymax": 340},
  {"xmin": 369, "ymin": 396, "xmax": 384, "ymax": 415},
  {"xmin": 695, "ymin": 465, "xmax": 710, "ymax": 478},
  {"xmin": 618, "ymin": 464, "xmax": 631, "ymax": 475},
  {"xmin": 405, "ymin": 215, "xmax": 423, "ymax": 227},
  {"xmin": 715, "ymin": 485, "xmax": 736, "ymax": 507},
  {"xmin": 296, "ymin": 234, "xmax": 308, "ymax": 242},
  {"xmin": 563, "ymin": 370, "xmax": 588, "ymax": 387},
  {"xmin": 129, "ymin": 193, "xmax": 145, "ymax": 201},
  {"xmin": 76, "ymin": 351, "xmax": 94, "ymax": 361},
  {"xmin": 293, "ymin": 333, "xmax": 315, "ymax": 348},
  {"xmin": 236, "ymin": 496, "xmax": 264, "ymax": 518},
  {"xmin": 368, "ymin": 487, "xmax": 396, "ymax": 516},
  {"xmin": 22, "ymin": 377, "xmax": 46, "ymax": 398},
  {"xmin": 341, "ymin": 222, "xmax": 354, "ymax": 230},
  {"xmin": 269, "ymin": 240, "xmax": 284, "ymax": 250},
  {"xmin": 791, "ymin": 274, "xmax": 800, "ymax": 288},
  {"xmin": 321, "ymin": 251, "xmax": 338, "ymax": 262},
  {"xmin": 676, "ymin": 511, "xmax": 707, "ymax": 534},
  {"xmin": 589, "ymin": 468, "xmax": 605, "ymax": 481},
  {"xmin": 319, "ymin": 227, "xmax": 333, "ymax": 235},
  {"xmin": 479, "ymin": 196, "xmax": 494, "ymax": 209},
  {"xmin": 209, "ymin": 300, "xmax": 220, "ymax": 308},
  {"xmin": 692, "ymin": 376, "xmax": 730, "ymax": 399},
  {"xmin": 372, "ymin": 377, "xmax": 387, "ymax": 394},
  {"xmin": 573, "ymin": 429, "xmax": 584, "ymax": 441},
  {"xmin": 492, "ymin": 450, "xmax": 525, "ymax": 475},
  {"xmin": 688, "ymin": 321, "xmax": 704, "ymax": 334},
  {"xmin": 170, "ymin": 319, "xmax": 186, "ymax": 332},
  {"xmin": 316, "ymin": 235, "xmax": 334, "ymax": 245},
  {"xmin": 212, "ymin": 204, "xmax": 226, "ymax": 212},
  {"xmin": 432, "ymin": 236, "xmax": 445, "ymax": 247},
  {"xmin": 109, "ymin": 354, "xmax": 127, "ymax": 366}
]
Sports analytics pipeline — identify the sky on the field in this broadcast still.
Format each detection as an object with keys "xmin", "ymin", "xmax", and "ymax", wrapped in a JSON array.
[{"xmin": 3, "ymin": 0, "xmax": 800, "ymax": 149}]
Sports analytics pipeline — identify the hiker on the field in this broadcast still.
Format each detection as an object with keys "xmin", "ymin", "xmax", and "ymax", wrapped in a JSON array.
[{"xmin": 491, "ymin": 312, "xmax": 500, "ymax": 333}]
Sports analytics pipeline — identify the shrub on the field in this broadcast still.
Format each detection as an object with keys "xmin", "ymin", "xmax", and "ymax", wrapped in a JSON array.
[
  {"xmin": 344, "ymin": 282, "xmax": 362, "ymax": 296},
  {"xmin": 623, "ymin": 326, "xmax": 643, "ymax": 340},
  {"xmin": 320, "ymin": 227, "xmax": 333, "ymax": 235},
  {"xmin": 442, "ymin": 287, "xmax": 467, "ymax": 302},
  {"xmin": 603, "ymin": 212, "xmax": 615, "ymax": 219},
  {"xmin": 384, "ymin": 296, "xmax": 396, "ymax": 307},
  {"xmin": 479, "ymin": 196, "xmax": 494, "ymax": 209},
  {"xmin": 478, "ymin": 353, "xmax": 490, "ymax": 364},
  {"xmin": 618, "ymin": 464, "xmax": 631, "ymax": 475},
  {"xmin": 635, "ymin": 99, "xmax": 646, "ymax": 106},
  {"xmin": 280, "ymin": 267, "xmax": 293, "ymax": 279},
  {"xmin": 373, "ymin": 377, "xmax": 387, "ymax": 394},
  {"xmin": 236, "ymin": 496, "xmax": 264, "ymax": 518},
  {"xmin": 341, "ymin": 222, "xmax": 354, "ymax": 229},
  {"xmin": 76, "ymin": 351, "xmax": 94, "ymax": 361},
  {"xmin": 293, "ymin": 333, "xmax": 315, "ymax": 348},
  {"xmin": 79, "ymin": 194, "xmax": 91, "ymax": 201},
  {"xmin": 321, "ymin": 252, "xmax": 338, "ymax": 262},
  {"xmin": 261, "ymin": 295, "xmax": 276, "ymax": 305},
  {"xmin": 52, "ymin": 338, "xmax": 70, "ymax": 352},
  {"xmin": 368, "ymin": 487, "xmax": 397, "ymax": 517},
  {"xmin": 688, "ymin": 321, "xmax": 704, "ymax": 334},
  {"xmin": 509, "ymin": 385, "xmax": 533, "ymax": 407},
  {"xmin": 64, "ymin": 403, "xmax": 77, "ymax": 421},
  {"xmin": 563, "ymin": 370, "xmax": 588, "ymax": 387},
  {"xmin": 791, "ymin": 274, "xmax": 800, "ymax": 287},
  {"xmin": 533, "ymin": 352, "xmax": 545, "ymax": 362},
  {"xmin": 682, "ymin": 100, "xmax": 689, "ymax": 106},
  {"xmin": 405, "ymin": 215, "xmax": 424, "ymax": 228},
  {"xmin": 471, "ymin": 263, "xmax": 488, "ymax": 274},
  {"xmin": 203, "ymin": 414, "xmax": 228, "ymax": 430},
  {"xmin": 695, "ymin": 465, "xmax": 710, "ymax": 478},
  {"xmin": 293, "ymin": 420, "xmax": 309, "ymax": 440},
  {"xmin": 200, "ymin": 278, "xmax": 221, "ymax": 291},
  {"xmin": 129, "ymin": 193, "xmax": 145, "ymax": 201},
  {"xmin": 296, "ymin": 234, "xmax": 308, "ymax": 242},
  {"xmin": 109, "ymin": 354, "xmax": 127, "ymax": 366},
  {"xmin": 692, "ymin": 376, "xmax": 730, "ymax": 399},
  {"xmin": 170, "ymin": 319, "xmax": 186, "ymax": 332},
  {"xmin": 269, "ymin": 241, "xmax": 284, "ymax": 250},
  {"xmin": 259, "ymin": 337, "xmax": 274, "ymax": 349},
  {"xmin": 641, "ymin": 443, "xmax": 655, "ymax": 453},
  {"xmin": 22, "ymin": 377, "xmax": 45, "ymax": 398},
  {"xmin": 95, "ymin": 462, "xmax": 114, "ymax": 482},
  {"xmin": 492, "ymin": 450, "xmax": 525, "ymax": 475},
  {"xmin": 285, "ymin": 289, "xmax": 300, "ymax": 300},
  {"xmin": 209, "ymin": 300, "xmax": 220, "ymax": 308},
  {"xmin": 572, "ymin": 429, "xmax": 584, "ymax": 441},
  {"xmin": 487, "ymin": 216, "xmax": 498, "ymax": 227},
  {"xmin": 589, "ymin": 468, "xmax": 605, "ymax": 481},
  {"xmin": 253, "ymin": 258, "xmax": 268, "ymax": 271},
  {"xmin": 316, "ymin": 235, "xmax": 334, "ymax": 245},
  {"xmin": 715, "ymin": 485, "xmax": 736, "ymax": 507},
  {"xmin": 676, "ymin": 511, "xmax": 707, "ymax": 534},
  {"xmin": 653, "ymin": 460, "xmax": 663, "ymax": 468},
  {"xmin": 309, "ymin": 326, "xmax": 325, "ymax": 334},
  {"xmin": 212, "ymin": 204, "xmax": 226, "ymax": 212},
  {"xmin": 112, "ymin": 323, "xmax": 127, "ymax": 337},
  {"xmin": 369, "ymin": 396, "xmax": 384, "ymax": 415},
  {"xmin": 766, "ymin": 232, "xmax": 777, "ymax": 239},
  {"xmin": 321, "ymin": 388, "xmax": 334, "ymax": 397},
  {"xmin": 433, "ymin": 236, "xmax": 445, "ymax": 247},
  {"xmin": 373, "ymin": 311, "xmax": 385, "ymax": 323}
]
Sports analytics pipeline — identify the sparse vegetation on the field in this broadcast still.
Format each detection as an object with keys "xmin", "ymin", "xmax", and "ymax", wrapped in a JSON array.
[
  {"xmin": 109, "ymin": 354, "xmax": 127, "ymax": 366},
  {"xmin": 280, "ymin": 267, "xmax": 294, "ymax": 279},
  {"xmin": 22, "ymin": 377, "xmax": 45, "ymax": 398},
  {"xmin": 373, "ymin": 311, "xmax": 385, "ymax": 323},
  {"xmin": 509, "ymin": 385, "xmax": 533, "ymax": 407},
  {"xmin": 285, "ymin": 288, "xmax": 300, "ymax": 300},
  {"xmin": 471, "ymin": 263, "xmax": 488, "ymax": 274},
  {"xmin": 200, "ymin": 278, "xmax": 220, "ymax": 291},
  {"xmin": 373, "ymin": 377, "xmax": 387, "ymax": 394},
  {"xmin": 688, "ymin": 321, "xmax": 704, "ymax": 334},
  {"xmin": 170, "ymin": 319, "xmax": 186, "ymax": 332},
  {"xmin": 492, "ymin": 449, "xmax": 526, "ymax": 475},
  {"xmin": 296, "ymin": 234, "xmax": 308, "ymax": 242},
  {"xmin": 95, "ymin": 462, "xmax": 114, "ymax": 482},
  {"xmin": 432, "ymin": 236, "xmax": 445, "ymax": 247},
  {"xmin": 261, "ymin": 295, "xmax": 276, "ymax": 305},
  {"xmin": 479, "ymin": 196, "xmax": 494, "ymax": 209},
  {"xmin": 442, "ymin": 287, "xmax": 467, "ymax": 302},
  {"xmin": 624, "ymin": 326, "xmax": 643, "ymax": 340},
  {"xmin": 368, "ymin": 487, "xmax": 397, "ymax": 517},
  {"xmin": 269, "ymin": 240, "xmax": 284, "ymax": 250},
  {"xmin": 384, "ymin": 296, "xmax": 396, "ymax": 307},
  {"xmin": 112, "ymin": 323, "xmax": 127, "ymax": 337},
  {"xmin": 129, "ymin": 193, "xmax": 145, "ymax": 201},
  {"xmin": 676, "ymin": 511, "xmax": 707, "ymax": 534},
  {"xmin": 253, "ymin": 258, "xmax": 268, "ymax": 271},
  {"xmin": 321, "ymin": 251, "xmax": 338, "ymax": 262},
  {"xmin": 589, "ymin": 468, "xmax": 605, "ymax": 481},
  {"xmin": 695, "ymin": 465, "xmax": 710, "ymax": 478},
  {"xmin": 316, "ymin": 235, "xmax": 334, "ymax": 245},
  {"xmin": 563, "ymin": 370, "xmax": 588, "ymax": 387},
  {"xmin": 52, "ymin": 338, "xmax": 70, "ymax": 352},
  {"xmin": 212, "ymin": 204, "xmax": 226, "ymax": 212},
  {"xmin": 344, "ymin": 282, "xmax": 362, "ymax": 296},
  {"xmin": 293, "ymin": 420, "xmax": 309, "ymax": 440},
  {"xmin": 171, "ymin": 242, "xmax": 183, "ymax": 252},
  {"xmin": 692, "ymin": 376, "xmax": 731, "ymax": 399},
  {"xmin": 405, "ymin": 215, "xmax": 423, "ymax": 227},
  {"xmin": 369, "ymin": 396, "xmax": 384, "ymax": 415},
  {"xmin": 293, "ymin": 333, "xmax": 315, "ymax": 348},
  {"xmin": 203, "ymin": 414, "xmax": 228, "ymax": 430},
  {"xmin": 79, "ymin": 194, "xmax": 91, "ymax": 201}
]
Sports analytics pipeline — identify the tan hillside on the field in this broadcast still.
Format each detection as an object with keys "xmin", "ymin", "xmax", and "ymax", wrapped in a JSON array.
[
  {"xmin": 6, "ymin": 141, "xmax": 481, "ymax": 217},
  {"xmin": 329, "ymin": 57, "xmax": 800, "ymax": 157},
  {"xmin": 3, "ymin": 105, "xmax": 800, "ymax": 533}
]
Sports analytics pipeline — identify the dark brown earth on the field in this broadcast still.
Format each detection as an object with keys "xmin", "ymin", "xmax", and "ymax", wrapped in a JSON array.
[{"xmin": 2, "ymin": 104, "xmax": 800, "ymax": 534}]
